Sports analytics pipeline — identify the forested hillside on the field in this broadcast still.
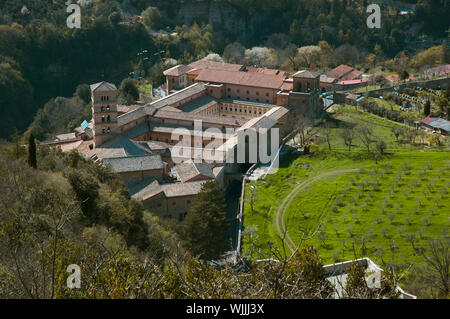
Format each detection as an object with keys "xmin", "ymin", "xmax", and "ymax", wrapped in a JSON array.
[{"xmin": 0, "ymin": 0, "xmax": 448, "ymax": 139}]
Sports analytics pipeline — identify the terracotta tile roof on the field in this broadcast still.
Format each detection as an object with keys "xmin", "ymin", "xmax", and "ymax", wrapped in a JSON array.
[
  {"xmin": 90, "ymin": 81, "xmax": 117, "ymax": 92},
  {"xmin": 336, "ymin": 78, "xmax": 371, "ymax": 85},
  {"xmin": 129, "ymin": 178, "xmax": 163, "ymax": 200},
  {"xmin": 132, "ymin": 178, "xmax": 208, "ymax": 200},
  {"xmin": 340, "ymin": 69, "xmax": 363, "ymax": 81},
  {"xmin": 161, "ymin": 180, "xmax": 207, "ymax": 198},
  {"xmin": 320, "ymin": 74, "xmax": 337, "ymax": 83},
  {"xmin": 424, "ymin": 64, "xmax": 450, "ymax": 76},
  {"xmin": 326, "ymin": 64, "xmax": 362, "ymax": 81},
  {"xmin": 420, "ymin": 117, "xmax": 450, "ymax": 132},
  {"xmin": 186, "ymin": 68, "xmax": 203, "ymax": 76},
  {"xmin": 103, "ymin": 154, "xmax": 165, "ymax": 173},
  {"xmin": 195, "ymin": 69, "xmax": 286, "ymax": 90},
  {"xmin": 420, "ymin": 117, "xmax": 440, "ymax": 125},
  {"xmin": 384, "ymin": 73, "xmax": 416, "ymax": 82},
  {"xmin": 175, "ymin": 160, "xmax": 215, "ymax": 183},
  {"xmin": 245, "ymin": 67, "xmax": 285, "ymax": 76},
  {"xmin": 163, "ymin": 65, "xmax": 193, "ymax": 76},
  {"xmin": 154, "ymin": 106, "xmax": 245, "ymax": 126},
  {"xmin": 292, "ymin": 70, "xmax": 320, "ymax": 79},
  {"xmin": 94, "ymin": 135, "xmax": 150, "ymax": 159},
  {"xmin": 188, "ymin": 60, "xmax": 243, "ymax": 72},
  {"xmin": 280, "ymin": 81, "xmax": 294, "ymax": 90},
  {"xmin": 117, "ymin": 105, "xmax": 141, "ymax": 114},
  {"xmin": 148, "ymin": 83, "xmax": 206, "ymax": 109}
]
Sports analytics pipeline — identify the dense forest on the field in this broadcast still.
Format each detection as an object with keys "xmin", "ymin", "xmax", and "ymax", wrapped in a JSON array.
[{"xmin": 0, "ymin": 0, "xmax": 449, "ymax": 139}]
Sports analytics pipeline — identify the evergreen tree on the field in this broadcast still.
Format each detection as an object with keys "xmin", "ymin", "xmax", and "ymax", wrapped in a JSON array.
[
  {"xmin": 119, "ymin": 78, "xmax": 140, "ymax": 105},
  {"xmin": 180, "ymin": 180, "xmax": 230, "ymax": 260},
  {"xmin": 27, "ymin": 133, "xmax": 37, "ymax": 168},
  {"xmin": 424, "ymin": 100, "xmax": 431, "ymax": 116}
]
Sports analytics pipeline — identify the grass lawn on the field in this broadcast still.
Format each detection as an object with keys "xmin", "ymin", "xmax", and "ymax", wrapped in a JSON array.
[{"xmin": 242, "ymin": 105, "xmax": 450, "ymax": 270}]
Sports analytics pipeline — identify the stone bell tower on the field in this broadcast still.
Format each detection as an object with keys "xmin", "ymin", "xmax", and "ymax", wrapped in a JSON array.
[{"xmin": 90, "ymin": 81, "xmax": 119, "ymax": 147}]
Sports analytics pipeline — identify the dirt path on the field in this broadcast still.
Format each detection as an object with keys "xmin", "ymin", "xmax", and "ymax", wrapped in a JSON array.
[{"xmin": 274, "ymin": 168, "xmax": 359, "ymax": 253}]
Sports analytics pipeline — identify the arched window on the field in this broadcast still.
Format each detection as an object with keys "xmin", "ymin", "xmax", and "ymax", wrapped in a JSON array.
[
  {"xmin": 106, "ymin": 105, "xmax": 110, "ymax": 111},
  {"xmin": 101, "ymin": 116, "xmax": 105, "ymax": 122},
  {"xmin": 100, "ymin": 106, "xmax": 104, "ymax": 111},
  {"xmin": 107, "ymin": 115, "xmax": 111, "ymax": 122}
]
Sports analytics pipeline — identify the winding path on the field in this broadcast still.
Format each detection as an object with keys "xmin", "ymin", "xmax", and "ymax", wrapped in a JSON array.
[{"xmin": 274, "ymin": 168, "xmax": 359, "ymax": 253}]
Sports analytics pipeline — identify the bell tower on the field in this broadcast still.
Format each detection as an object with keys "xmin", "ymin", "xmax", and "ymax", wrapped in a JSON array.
[{"xmin": 90, "ymin": 81, "xmax": 119, "ymax": 147}]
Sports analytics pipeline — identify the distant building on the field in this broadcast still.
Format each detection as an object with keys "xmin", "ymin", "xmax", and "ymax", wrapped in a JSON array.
[
  {"xmin": 326, "ymin": 64, "xmax": 363, "ymax": 82},
  {"xmin": 323, "ymin": 258, "xmax": 416, "ymax": 299},
  {"xmin": 103, "ymin": 154, "xmax": 167, "ymax": 185},
  {"xmin": 420, "ymin": 117, "xmax": 450, "ymax": 135},
  {"xmin": 424, "ymin": 64, "xmax": 450, "ymax": 78},
  {"xmin": 335, "ymin": 78, "xmax": 372, "ymax": 91}
]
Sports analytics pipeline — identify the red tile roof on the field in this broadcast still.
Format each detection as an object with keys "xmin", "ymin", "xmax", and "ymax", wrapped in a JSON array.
[
  {"xmin": 425, "ymin": 64, "xmax": 450, "ymax": 76},
  {"xmin": 166, "ymin": 60, "xmax": 285, "ymax": 78},
  {"xmin": 186, "ymin": 68, "xmax": 202, "ymax": 76},
  {"xmin": 163, "ymin": 65, "xmax": 193, "ymax": 76},
  {"xmin": 188, "ymin": 60, "xmax": 243, "ymax": 72},
  {"xmin": 339, "ymin": 69, "xmax": 363, "ymax": 81},
  {"xmin": 420, "ymin": 117, "xmax": 440, "ymax": 125},
  {"xmin": 326, "ymin": 64, "xmax": 362, "ymax": 81},
  {"xmin": 384, "ymin": 73, "xmax": 416, "ymax": 82},
  {"xmin": 195, "ymin": 69, "xmax": 286, "ymax": 90},
  {"xmin": 336, "ymin": 78, "xmax": 371, "ymax": 85},
  {"xmin": 293, "ymin": 70, "xmax": 320, "ymax": 78}
]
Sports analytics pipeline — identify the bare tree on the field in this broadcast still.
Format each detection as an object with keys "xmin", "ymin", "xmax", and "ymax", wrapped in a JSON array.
[
  {"xmin": 323, "ymin": 122, "xmax": 333, "ymax": 151},
  {"xmin": 341, "ymin": 125, "xmax": 356, "ymax": 151},
  {"xmin": 223, "ymin": 42, "xmax": 245, "ymax": 64},
  {"xmin": 295, "ymin": 116, "xmax": 312, "ymax": 145},
  {"xmin": 358, "ymin": 126, "xmax": 374, "ymax": 153},
  {"xmin": 419, "ymin": 239, "xmax": 449, "ymax": 298}
]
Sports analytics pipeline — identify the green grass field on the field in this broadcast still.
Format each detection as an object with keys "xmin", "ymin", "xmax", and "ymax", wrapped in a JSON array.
[
  {"xmin": 284, "ymin": 152, "xmax": 450, "ymax": 265},
  {"xmin": 242, "ymin": 106, "xmax": 450, "ymax": 270}
]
